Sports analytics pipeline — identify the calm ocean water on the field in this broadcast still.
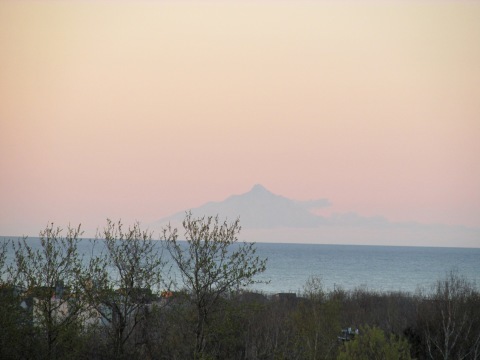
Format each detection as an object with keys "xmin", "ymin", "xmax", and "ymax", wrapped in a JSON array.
[
  {"xmin": 251, "ymin": 242, "xmax": 480, "ymax": 294},
  {"xmin": 3, "ymin": 237, "xmax": 479, "ymax": 295}
]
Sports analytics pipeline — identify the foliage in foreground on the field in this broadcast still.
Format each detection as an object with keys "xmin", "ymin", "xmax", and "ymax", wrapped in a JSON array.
[
  {"xmin": 1, "ymin": 219, "xmax": 480, "ymax": 360},
  {"xmin": 162, "ymin": 212, "xmax": 267, "ymax": 359},
  {"xmin": 337, "ymin": 325, "xmax": 411, "ymax": 360}
]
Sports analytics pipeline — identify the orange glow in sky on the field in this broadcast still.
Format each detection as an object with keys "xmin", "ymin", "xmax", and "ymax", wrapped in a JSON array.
[{"xmin": 1, "ymin": 1, "xmax": 479, "ymax": 243}]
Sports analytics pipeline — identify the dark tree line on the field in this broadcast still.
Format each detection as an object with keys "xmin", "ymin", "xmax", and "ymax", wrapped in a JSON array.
[{"xmin": 1, "ymin": 216, "xmax": 479, "ymax": 359}]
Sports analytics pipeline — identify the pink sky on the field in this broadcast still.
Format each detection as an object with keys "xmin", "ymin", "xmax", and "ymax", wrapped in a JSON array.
[{"xmin": 1, "ymin": 1, "xmax": 479, "ymax": 243}]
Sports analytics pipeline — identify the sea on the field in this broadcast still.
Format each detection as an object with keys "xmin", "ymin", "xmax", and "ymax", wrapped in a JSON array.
[
  {"xmin": 2, "ymin": 237, "xmax": 479, "ymax": 295},
  {"xmin": 250, "ymin": 242, "xmax": 480, "ymax": 294}
]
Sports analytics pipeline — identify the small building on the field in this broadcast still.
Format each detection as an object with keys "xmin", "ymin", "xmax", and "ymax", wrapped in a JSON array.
[{"xmin": 338, "ymin": 327, "xmax": 358, "ymax": 342}]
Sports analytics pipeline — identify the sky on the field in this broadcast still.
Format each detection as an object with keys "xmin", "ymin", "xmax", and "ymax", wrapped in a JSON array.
[{"xmin": 1, "ymin": 1, "xmax": 479, "ymax": 245}]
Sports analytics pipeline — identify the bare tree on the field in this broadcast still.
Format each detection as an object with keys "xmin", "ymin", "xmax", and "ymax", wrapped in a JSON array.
[
  {"xmin": 293, "ymin": 276, "xmax": 341, "ymax": 360},
  {"xmin": 7, "ymin": 223, "xmax": 85, "ymax": 359},
  {"xmin": 419, "ymin": 270, "xmax": 480, "ymax": 360},
  {"xmin": 0, "ymin": 238, "xmax": 8, "ymax": 280},
  {"xmin": 162, "ymin": 212, "xmax": 267, "ymax": 359},
  {"xmin": 80, "ymin": 220, "xmax": 167, "ymax": 359},
  {"xmin": 0, "ymin": 238, "xmax": 25, "ymax": 359}
]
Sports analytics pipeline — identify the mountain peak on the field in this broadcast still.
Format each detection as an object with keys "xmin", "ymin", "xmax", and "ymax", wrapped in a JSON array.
[
  {"xmin": 250, "ymin": 184, "xmax": 269, "ymax": 193},
  {"xmin": 155, "ymin": 184, "xmax": 326, "ymax": 229}
]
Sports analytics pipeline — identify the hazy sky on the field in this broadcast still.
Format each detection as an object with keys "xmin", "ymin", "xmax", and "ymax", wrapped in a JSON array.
[{"xmin": 1, "ymin": 1, "xmax": 479, "ymax": 242}]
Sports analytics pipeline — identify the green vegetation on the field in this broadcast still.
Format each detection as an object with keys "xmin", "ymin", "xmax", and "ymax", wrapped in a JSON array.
[
  {"xmin": 5, "ymin": 224, "xmax": 87, "ymax": 359},
  {"xmin": 79, "ymin": 220, "xmax": 167, "ymax": 359},
  {"xmin": 162, "ymin": 213, "xmax": 267, "ymax": 359},
  {"xmin": 337, "ymin": 325, "xmax": 411, "ymax": 360},
  {"xmin": 1, "ymin": 217, "xmax": 479, "ymax": 360}
]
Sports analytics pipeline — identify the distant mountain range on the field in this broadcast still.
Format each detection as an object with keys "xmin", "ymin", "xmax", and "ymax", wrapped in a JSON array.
[
  {"xmin": 156, "ymin": 184, "xmax": 329, "ymax": 228},
  {"xmin": 152, "ymin": 184, "xmax": 480, "ymax": 247}
]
